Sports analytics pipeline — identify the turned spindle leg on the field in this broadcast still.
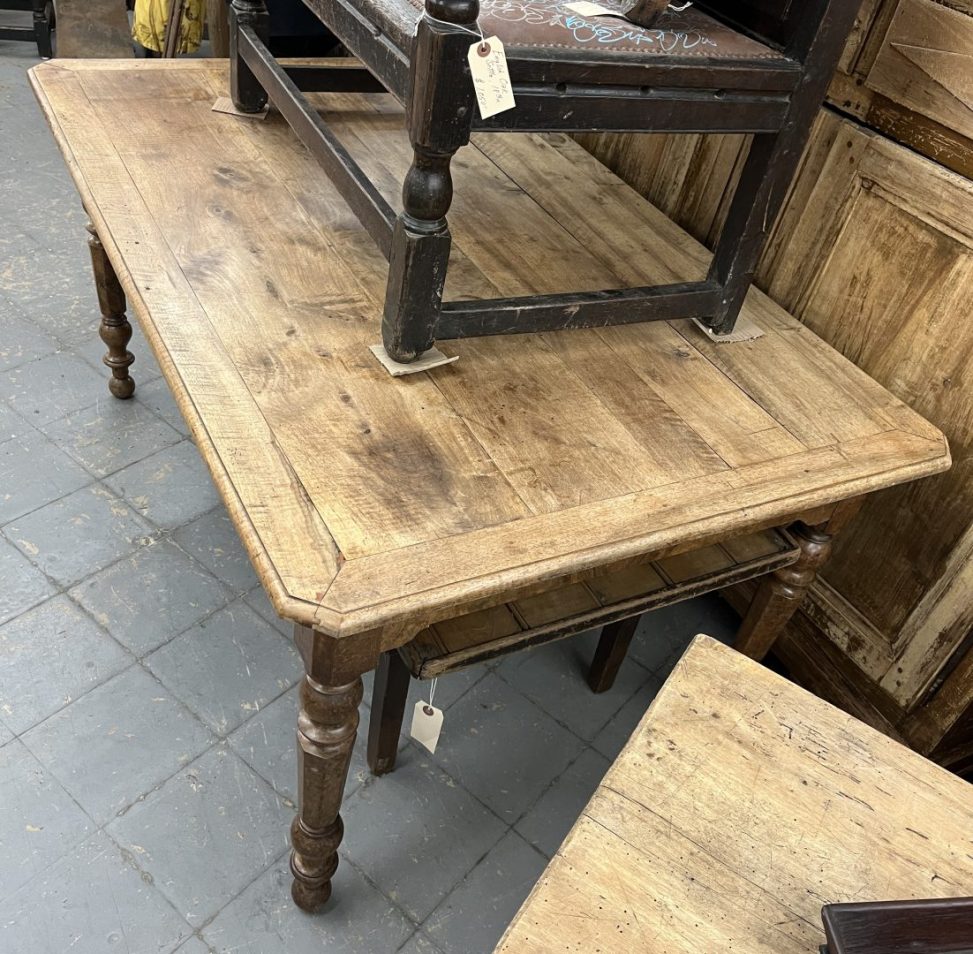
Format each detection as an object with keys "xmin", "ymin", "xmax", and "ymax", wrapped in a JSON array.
[
  {"xmin": 381, "ymin": 0, "xmax": 478, "ymax": 362},
  {"xmin": 290, "ymin": 674, "xmax": 363, "ymax": 911},
  {"xmin": 85, "ymin": 222, "xmax": 135, "ymax": 399},
  {"xmin": 229, "ymin": 0, "xmax": 269, "ymax": 113},
  {"xmin": 290, "ymin": 623, "xmax": 382, "ymax": 912},
  {"xmin": 734, "ymin": 499, "xmax": 863, "ymax": 661}
]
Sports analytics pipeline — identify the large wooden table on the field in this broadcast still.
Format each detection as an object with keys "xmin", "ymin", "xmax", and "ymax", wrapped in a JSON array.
[
  {"xmin": 497, "ymin": 635, "xmax": 973, "ymax": 952},
  {"xmin": 30, "ymin": 59, "xmax": 950, "ymax": 913}
]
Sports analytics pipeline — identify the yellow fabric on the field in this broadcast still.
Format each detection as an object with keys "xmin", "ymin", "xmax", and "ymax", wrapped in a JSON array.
[{"xmin": 132, "ymin": 0, "xmax": 205, "ymax": 54}]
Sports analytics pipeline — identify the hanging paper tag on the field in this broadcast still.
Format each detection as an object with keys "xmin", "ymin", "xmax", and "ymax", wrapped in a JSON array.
[
  {"xmin": 468, "ymin": 37, "xmax": 515, "ymax": 120},
  {"xmin": 565, "ymin": 2, "xmax": 623, "ymax": 16},
  {"xmin": 410, "ymin": 700, "xmax": 444, "ymax": 754}
]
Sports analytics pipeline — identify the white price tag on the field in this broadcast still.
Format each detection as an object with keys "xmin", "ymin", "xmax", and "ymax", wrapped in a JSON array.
[
  {"xmin": 410, "ymin": 700, "xmax": 444, "ymax": 754},
  {"xmin": 564, "ymin": 1, "xmax": 623, "ymax": 16},
  {"xmin": 468, "ymin": 37, "xmax": 516, "ymax": 120}
]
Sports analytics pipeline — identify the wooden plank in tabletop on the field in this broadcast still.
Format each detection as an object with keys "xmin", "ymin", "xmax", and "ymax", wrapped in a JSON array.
[
  {"xmin": 31, "ymin": 62, "xmax": 344, "ymax": 626},
  {"xmin": 99, "ymin": 84, "xmax": 532, "ymax": 559}
]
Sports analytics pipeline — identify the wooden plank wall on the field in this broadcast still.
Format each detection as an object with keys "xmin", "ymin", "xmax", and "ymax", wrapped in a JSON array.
[{"xmin": 578, "ymin": 0, "xmax": 973, "ymax": 768}]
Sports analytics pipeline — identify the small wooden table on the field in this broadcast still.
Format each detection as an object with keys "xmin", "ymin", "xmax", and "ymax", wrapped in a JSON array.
[
  {"xmin": 30, "ymin": 59, "xmax": 949, "ymax": 913},
  {"xmin": 497, "ymin": 635, "xmax": 973, "ymax": 953}
]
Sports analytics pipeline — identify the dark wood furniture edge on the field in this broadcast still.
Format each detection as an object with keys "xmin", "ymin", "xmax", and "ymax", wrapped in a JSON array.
[{"xmin": 823, "ymin": 897, "xmax": 973, "ymax": 954}]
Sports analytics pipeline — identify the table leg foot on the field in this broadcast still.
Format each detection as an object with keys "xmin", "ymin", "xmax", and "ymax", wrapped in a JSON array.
[
  {"xmin": 229, "ymin": 0, "xmax": 269, "ymax": 113},
  {"xmin": 289, "ymin": 816, "xmax": 340, "ymax": 912},
  {"xmin": 289, "ymin": 674, "xmax": 362, "ymax": 912},
  {"xmin": 86, "ymin": 222, "xmax": 135, "ymax": 399}
]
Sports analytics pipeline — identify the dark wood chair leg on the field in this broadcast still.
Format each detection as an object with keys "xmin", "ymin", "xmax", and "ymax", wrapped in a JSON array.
[
  {"xmin": 588, "ymin": 616, "xmax": 640, "ymax": 694},
  {"xmin": 381, "ymin": 0, "xmax": 477, "ymax": 362},
  {"xmin": 734, "ymin": 499, "xmax": 864, "ymax": 660},
  {"xmin": 229, "ymin": 0, "xmax": 269, "ymax": 113},
  {"xmin": 85, "ymin": 222, "xmax": 135, "ymax": 399},
  {"xmin": 367, "ymin": 650, "xmax": 412, "ymax": 776},
  {"xmin": 705, "ymin": 0, "xmax": 862, "ymax": 333},
  {"xmin": 32, "ymin": 0, "xmax": 52, "ymax": 58}
]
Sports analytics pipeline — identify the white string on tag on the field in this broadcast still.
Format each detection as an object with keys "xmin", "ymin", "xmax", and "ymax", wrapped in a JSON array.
[
  {"xmin": 419, "ymin": 11, "xmax": 485, "ymax": 45},
  {"xmin": 428, "ymin": 677, "xmax": 438, "ymax": 709}
]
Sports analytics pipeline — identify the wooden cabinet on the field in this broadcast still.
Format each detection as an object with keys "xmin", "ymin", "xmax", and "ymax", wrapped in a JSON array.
[{"xmin": 579, "ymin": 0, "xmax": 973, "ymax": 773}]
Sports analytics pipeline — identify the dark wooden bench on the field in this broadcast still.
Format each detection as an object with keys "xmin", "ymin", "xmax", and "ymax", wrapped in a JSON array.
[
  {"xmin": 0, "ymin": 0, "xmax": 52, "ymax": 57},
  {"xmin": 224, "ymin": 0, "xmax": 865, "ymax": 360}
]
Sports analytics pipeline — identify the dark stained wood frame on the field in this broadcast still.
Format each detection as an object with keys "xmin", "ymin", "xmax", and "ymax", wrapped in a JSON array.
[
  {"xmin": 822, "ymin": 897, "xmax": 973, "ymax": 954},
  {"xmin": 0, "ymin": 0, "xmax": 53, "ymax": 57},
  {"xmin": 228, "ymin": 0, "xmax": 865, "ymax": 360}
]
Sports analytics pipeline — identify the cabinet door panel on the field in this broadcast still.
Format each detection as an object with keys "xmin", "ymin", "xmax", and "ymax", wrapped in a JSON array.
[
  {"xmin": 866, "ymin": 0, "xmax": 973, "ymax": 144},
  {"xmin": 578, "ymin": 84, "xmax": 973, "ymax": 712},
  {"xmin": 762, "ymin": 114, "xmax": 973, "ymax": 702}
]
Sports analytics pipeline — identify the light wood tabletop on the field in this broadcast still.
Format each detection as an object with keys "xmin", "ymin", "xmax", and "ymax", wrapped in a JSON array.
[
  {"xmin": 29, "ymin": 59, "xmax": 950, "ymax": 912},
  {"xmin": 29, "ymin": 59, "xmax": 948, "ymax": 642},
  {"xmin": 497, "ymin": 634, "xmax": 973, "ymax": 953}
]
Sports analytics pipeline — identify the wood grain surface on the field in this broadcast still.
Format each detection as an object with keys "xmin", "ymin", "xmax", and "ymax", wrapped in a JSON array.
[
  {"xmin": 53, "ymin": 0, "xmax": 132, "ymax": 58},
  {"xmin": 29, "ymin": 60, "xmax": 949, "ymax": 643},
  {"xmin": 496, "ymin": 635, "xmax": 973, "ymax": 953}
]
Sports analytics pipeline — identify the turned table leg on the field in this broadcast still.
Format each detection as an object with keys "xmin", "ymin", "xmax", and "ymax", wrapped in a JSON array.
[
  {"xmin": 85, "ymin": 222, "xmax": 134, "ymax": 399},
  {"xmin": 291, "ymin": 674, "xmax": 362, "ymax": 911},
  {"xmin": 735, "ymin": 499, "xmax": 864, "ymax": 661},
  {"xmin": 290, "ymin": 623, "xmax": 381, "ymax": 912}
]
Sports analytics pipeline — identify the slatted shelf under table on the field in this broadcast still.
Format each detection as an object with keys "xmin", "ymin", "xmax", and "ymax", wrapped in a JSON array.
[{"xmin": 402, "ymin": 527, "xmax": 798, "ymax": 678}]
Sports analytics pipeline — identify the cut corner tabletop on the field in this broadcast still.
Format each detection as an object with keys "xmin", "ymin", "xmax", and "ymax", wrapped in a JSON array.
[{"xmin": 28, "ymin": 58, "xmax": 950, "ymax": 648}]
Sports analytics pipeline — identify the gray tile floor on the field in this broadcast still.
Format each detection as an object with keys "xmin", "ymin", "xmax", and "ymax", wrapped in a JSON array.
[{"xmin": 0, "ymin": 43, "xmax": 739, "ymax": 954}]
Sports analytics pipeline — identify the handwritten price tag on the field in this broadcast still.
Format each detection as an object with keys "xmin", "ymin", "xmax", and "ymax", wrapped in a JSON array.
[{"xmin": 468, "ymin": 37, "xmax": 515, "ymax": 120}]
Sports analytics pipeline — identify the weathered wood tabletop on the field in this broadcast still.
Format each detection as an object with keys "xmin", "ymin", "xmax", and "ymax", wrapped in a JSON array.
[
  {"xmin": 29, "ymin": 59, "xmax": 949, "ymax": 642},
  {"xmin": 497, "ymin": 634, "xmax": 973, "ymax": 953},
  {"xmin": 29, "ymin": 59, "xmax": 951, "ymax": 911}
]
